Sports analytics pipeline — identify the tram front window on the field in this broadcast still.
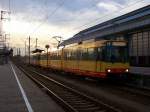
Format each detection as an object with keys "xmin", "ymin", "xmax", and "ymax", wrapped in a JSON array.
[
  {"xmin": 104, "ymin": 41, "xmax": 128, "ymax": 63},
  {"xmin": 110, "ymin": 46, "xmax": 128, "ymax": 63}
]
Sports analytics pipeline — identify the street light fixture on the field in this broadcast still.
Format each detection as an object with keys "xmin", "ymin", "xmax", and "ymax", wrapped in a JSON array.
[{"xmin": 45, "ymin": 44, "xmax": 49, "ymax": 68}]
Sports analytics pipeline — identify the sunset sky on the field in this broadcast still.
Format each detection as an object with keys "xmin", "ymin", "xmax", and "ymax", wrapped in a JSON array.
[{"xmin": 0, "ymin": 0, "xmax": 149, "ymax": 55}]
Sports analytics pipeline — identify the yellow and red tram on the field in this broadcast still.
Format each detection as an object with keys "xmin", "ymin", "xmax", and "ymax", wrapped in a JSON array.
[{"xmin": 31, "ymin": 39, "xmax": 129, "ymax": 79}]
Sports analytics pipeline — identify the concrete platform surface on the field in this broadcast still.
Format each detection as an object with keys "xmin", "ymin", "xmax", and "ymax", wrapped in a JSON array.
[{"xmin": 0, "ymin": 62, "xmax": 65, "ymax": 112}]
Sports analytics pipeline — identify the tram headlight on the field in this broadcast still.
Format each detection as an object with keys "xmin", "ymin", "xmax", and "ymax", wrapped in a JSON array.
[
  {"xmin": 125, "ymin": 69, "xmax": 129, "ymax": 72},
  {"xmin": 107, "ymin": 69, "xmax": 111, "ymax": 73}
]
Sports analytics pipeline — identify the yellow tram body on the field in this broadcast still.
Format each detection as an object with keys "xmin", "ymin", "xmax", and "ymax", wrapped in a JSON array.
[{"xmin": 32, "ymin": 39, "xmax": 129, "ymax": 78}]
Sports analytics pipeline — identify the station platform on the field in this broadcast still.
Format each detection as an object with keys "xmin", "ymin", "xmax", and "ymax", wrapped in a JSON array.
[{"xmin": 0, "ymin": 62, "xmax": 65, "ymax": 112}]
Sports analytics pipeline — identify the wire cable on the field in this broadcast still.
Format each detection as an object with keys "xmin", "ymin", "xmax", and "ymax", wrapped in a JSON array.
[
  {"xmin": 73, "ymin": 0, "xmax": 145, "ymax": 31},
  {"xmin": 30, "ymin": 0, "xmax": 66, "ymax": 35}
]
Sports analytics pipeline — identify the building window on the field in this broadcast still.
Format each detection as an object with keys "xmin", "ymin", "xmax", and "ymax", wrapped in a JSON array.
[
  {"xmin": 143, "ymin": 32, "xmax": 148, "ymax": 56},
  {"xmin": 129, "ymin": 30, "xmax": 150, "ymax": 67}
]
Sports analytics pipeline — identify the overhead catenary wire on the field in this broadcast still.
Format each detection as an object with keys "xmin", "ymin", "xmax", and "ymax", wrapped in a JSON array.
[
  {"xmin": 17, "ymin": 0, "xmax": 65, "ymax": 53},
  {"xmin": 73, "ymin": 0, "xmax": 145, "ymax": 31},
  {"xmin": 47, "ymin": 0, "xmax": 99, "ymax": 24},
  {"xmin": 8, "ymin": 0, "xmax": 11, "ymax": 12},
  {"xmin": 30, "ymin": 0, "xmax": 146, "ymax": 45},
  {"xmin": 11, "ymin": 0, "xmax": 60, "ymax": 45},
  {"xmin": 18, "ymin": 0, "xmax": 49, "ymax": 52},
  {"xmin": 26, "ymin": 0, "xmax": 49, "ymax": 31},
  {"xmin": 27, "ymin": 0, "xmax": 66, "ymax": 52},
  {"xmin": 30, "ymin": 0, "xmax": 66, "ymax": 36}
]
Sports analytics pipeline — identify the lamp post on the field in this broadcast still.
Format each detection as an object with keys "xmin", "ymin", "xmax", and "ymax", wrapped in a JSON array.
[{"xmin": 45, "ymin": 44, "xmax": 49, "ymax": 68}]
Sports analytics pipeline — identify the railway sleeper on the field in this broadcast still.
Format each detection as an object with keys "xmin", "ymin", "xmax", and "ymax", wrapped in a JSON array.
[
  {"xmin": 66, "ymin": 100, "xmax": 88, "ymax": 104},
  {"xmin": 77, "ymin": 107, "xmax": 102, "ymax": 112},
  {"xmin": 72, "ymin": 104, "xmax": 97, "ymax": 108},
  {"xmin": 65, "ymin": 99, "xmax": 89, "ymax": 102}
]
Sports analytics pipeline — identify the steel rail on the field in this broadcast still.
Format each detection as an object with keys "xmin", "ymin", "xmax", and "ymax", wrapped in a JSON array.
[{"xmin": 18, "ymin": 65, "xmax": 121, "ymax": 112}]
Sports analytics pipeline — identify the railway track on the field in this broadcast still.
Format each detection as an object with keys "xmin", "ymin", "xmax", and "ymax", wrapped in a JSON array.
[
  {"xmin": 32, "ymin": 65, "xmax": 150, "ymax": 99},
  {"xmin": 29, "ymin": 66, "xmax": 150, "ymax": 110},
  {"xmin": 18, "ymin": 65, "xmax": 120, "ymax": 112}
]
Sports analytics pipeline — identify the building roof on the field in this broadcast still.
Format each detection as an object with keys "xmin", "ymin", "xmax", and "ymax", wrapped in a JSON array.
[{"xmin": 60, "ymin": 5, "xmax": 150, "ymax": 46}]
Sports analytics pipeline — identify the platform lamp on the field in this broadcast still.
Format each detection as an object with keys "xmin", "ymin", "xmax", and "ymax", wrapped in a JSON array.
[{"xmin": 45, "ymin": 44, "xmax": 50, "ymax": 68}]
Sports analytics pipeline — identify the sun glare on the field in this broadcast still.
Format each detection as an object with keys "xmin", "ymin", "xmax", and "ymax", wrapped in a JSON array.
[{"xmin": 3, "ymin": 20, "xmax": 33, "ymax": 34}]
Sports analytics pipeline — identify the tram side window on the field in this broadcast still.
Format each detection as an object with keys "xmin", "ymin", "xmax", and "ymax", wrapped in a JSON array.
[
  {"xmin": 70, "ymin": 50, "xmax": 77, "ymax": 60},
  {"xmin": 66, "ymin": 49, "xmax": 74, "ymax": 60},
  {"xmin": 80, "ymin": 48, "xmax": 96, "ymax": 60},
  {"xmin": 40, "ymin": 55, "xmax": 43, "ymax": 60},
  {"xmin": 50, "ymin": 54, "xmax": 53, "ymax": 60},
  {"xmin": 51, "ymin": 53, "xmax": 53, "ymax": 60},
  {"xmin": 56, "ymin": 52, "xmax": 61, "ymax": 60},
  {"xmin": 51, "ymin": 53, "xmax": 59, "ymax": 60},
  {"xmin": 99, "ymin": 47, "xmax": 106, "ymax": 61},
  {"xmin": 96, "ymin": 47, "xmax": 102, "ymax": 61},
  {"xmin": 54, "ymin": 53, "xmax": 57, "ymax": 60},
  {"xmin": 67, "ymin": 51, "xmax": 71, "ymax": 60},
  {"xmin": 87, "ymin": 48, "xmax": 95, "ymax": 60},
  {"xmin": 81, "ymin": 48, "xmax": 88, "ymax": 60},
  {"xmin": 33, "ymin": 56, "xmax": 36, "ymax": 60},
  {"xmin": 33, "ymin": 55, "xmax": 40, "ymax": 61},
  {"xmin": 64, "ymin": 51, "xmax": 67, "ymax": 60},
  {"xmin": 38, "ymin": 55, "xmax": 40, "ymax": 60},
  {"xmin": 41, "ymin": 55, "xmax": 43, "ymax": 60},
  {"xmin": 77, "ymin": 49, "xmax": 82, "ymax": 60},
  {"xmin": 80, "ymin": 47, "xmax": 96, "ymax": 60},
  {"xmin": 41, "ymin": 55, "xmax": 44, "ymax": 60},
  {"xmin": 43, "ymin": 55, "xmax": 47, "ymax": 60}
]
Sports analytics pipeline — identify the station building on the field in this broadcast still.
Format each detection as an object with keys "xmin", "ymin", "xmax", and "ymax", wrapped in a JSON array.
[{"xmin": 61, "ymin": 5, "xmax": 150, "ymax": 77}]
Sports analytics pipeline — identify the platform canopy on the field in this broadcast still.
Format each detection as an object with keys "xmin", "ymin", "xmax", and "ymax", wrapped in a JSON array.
[{"xmin": 32, "ymin": 49, "xmax": 44, "ymax": 53}]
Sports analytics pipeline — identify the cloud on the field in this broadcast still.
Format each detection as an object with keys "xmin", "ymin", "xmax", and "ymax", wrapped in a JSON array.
[
  {"xmin": 0, "ymin": 0, "xmax": 149, "ymax": 55},
  {"xmin": 76, "ymin": 0, "xmax": 150, "ymax": 30},
  {"xmin": 97, "ymin": 1, "xmax": 123, "ymax": 12}
]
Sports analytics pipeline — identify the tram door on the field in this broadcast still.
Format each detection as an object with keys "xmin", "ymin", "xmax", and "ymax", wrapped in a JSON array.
[
  {"xmin": 96, "ymin": 46, "xmax": 105, "ymax": 72},
  {"xmin": 96, "ymin": 41, "xmax": 114, "ymax": 73}
]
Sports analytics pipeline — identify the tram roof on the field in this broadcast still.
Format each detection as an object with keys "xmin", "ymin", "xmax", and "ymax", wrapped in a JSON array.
[{"xmin": 60, "ymin": 5, "xmax": 150, "ymax": 46}]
